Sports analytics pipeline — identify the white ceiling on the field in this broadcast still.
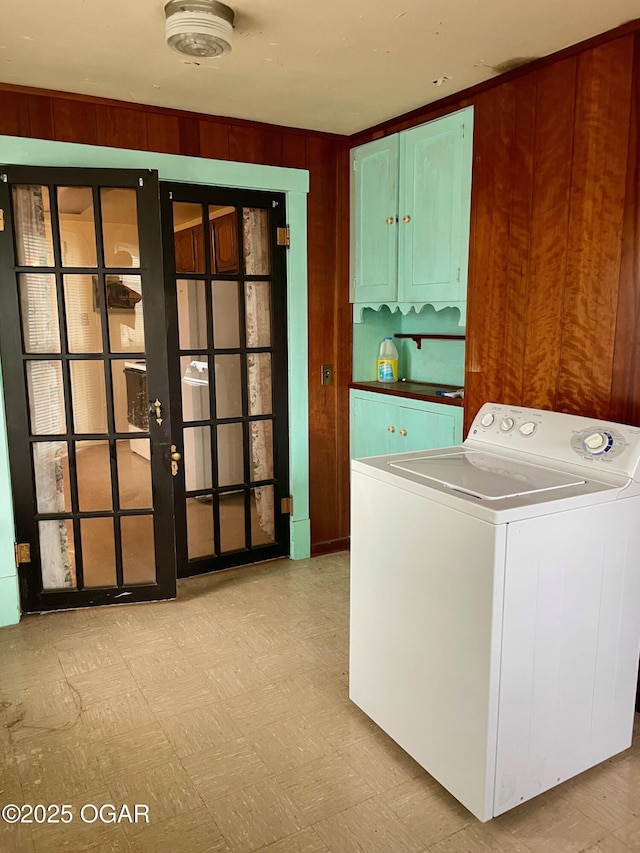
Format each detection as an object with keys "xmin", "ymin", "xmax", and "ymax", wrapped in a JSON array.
[{"xmin": 1, "ymin": 0, "xmax": 638, "ymax": 135}]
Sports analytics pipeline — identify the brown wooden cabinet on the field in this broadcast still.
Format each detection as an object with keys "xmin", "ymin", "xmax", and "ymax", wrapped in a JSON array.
[
  {"xmin": 174, "ymin": 213, "xmax": 238, "ymax": 274},
  {"xmin": 123, "ymin": 365, "xmax": 149, "ymax": 430},
  {"xmin": 212, "ymin": 210, "xmax": 239, "ymax": 274},
  {"xmin": 174, "ymin": 225, "xmax": 205, "ymax": 273}
]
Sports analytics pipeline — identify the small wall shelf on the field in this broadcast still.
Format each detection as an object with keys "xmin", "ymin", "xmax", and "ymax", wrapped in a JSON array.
[{"xmin": 394, "ymin": 333, "xmax": 466, "ymax": 350}]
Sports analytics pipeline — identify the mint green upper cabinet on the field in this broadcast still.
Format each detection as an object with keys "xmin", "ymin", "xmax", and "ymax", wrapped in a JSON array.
[
  {"xmin": 350, "ymin": 135, "xmax": 399, "ymax": 303},
  {"xmin": 350, "ymin": 107, "xmax": 473, "ymax": 311},
  {"xmin": 398, "ymin": 110, "xmax": 473, "ymax": 304}
]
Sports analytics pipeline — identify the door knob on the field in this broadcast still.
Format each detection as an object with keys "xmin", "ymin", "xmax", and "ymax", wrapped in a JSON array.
[
  {"xmin": 402, "ymin": 215, "xmax": 411, "ymax": 223},
  {"xmin": 387, "ymin": 426, "xmax": 395, "ymax": 433},
  {"xmin": 399, "ymin": 429, "xmax": 407, "ymax": 436},
  {"xmin": 386, "ymin": 217, "xmax": 394, "ymax": 224}
]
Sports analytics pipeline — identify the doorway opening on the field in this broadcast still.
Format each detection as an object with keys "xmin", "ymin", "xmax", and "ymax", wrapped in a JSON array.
[{"xmin": 0, "ymin": 165, "xmax": 294, "ymax": 613}]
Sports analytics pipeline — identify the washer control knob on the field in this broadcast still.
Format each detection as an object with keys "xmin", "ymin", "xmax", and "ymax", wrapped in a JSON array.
[
  {"xmin": 584, "ymin": 432, "xmax": 608, "ymax": 453},
  {"xmin": 519, "ymin": 421, "xmax": 537, "ymax": 437},
  {"xmin": 480, "ymin": 413, "xmax": 495, "ymax": 427},
  {"xmin": 500, "ymin": 417, "xmax": 515, "ymax": 432}
]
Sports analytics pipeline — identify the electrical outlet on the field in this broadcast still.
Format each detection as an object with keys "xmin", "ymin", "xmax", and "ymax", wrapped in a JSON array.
[{"xmin": 321, "ymin": 364, "xmax": 333, "ymax": 385}]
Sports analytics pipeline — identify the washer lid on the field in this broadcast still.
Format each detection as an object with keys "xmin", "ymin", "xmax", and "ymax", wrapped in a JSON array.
[{"xmin": 388, "ymin": 451, "xmax": 586, "ymax": 500}]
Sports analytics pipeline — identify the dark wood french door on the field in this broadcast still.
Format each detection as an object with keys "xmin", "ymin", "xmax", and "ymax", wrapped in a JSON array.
[
  {"xmin": 0, "ymin": 166, "xmax": 176, "ymax": 612},
  {"xmin": 160, "ymin": 182, "xmax": 290, "ymax": 577}
]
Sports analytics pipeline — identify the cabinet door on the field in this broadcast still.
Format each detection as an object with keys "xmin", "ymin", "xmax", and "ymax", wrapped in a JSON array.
[
  {"xmin": 350, "ymin": 135, "xmax": 399, "ymax": 303},
  {"xmin": 174, "ymin": 227, "xmax": 196, "ymax": 273},
  {"xmin": 175, "ymin": 225, "xmax": 205, "ymax": 273},
  {"xmin": 398, "ymin": 109, "xmax": 473, "ymax": 304},
  {"xmin": 351, "ymin": 394, "xmax": 398, "ymax": 458},
  {"xmin": 395, "ymin": 404, "xmax": 460, "ymax": 453},
  {"xmin": 212, "ymin": 210, "xmax": 239, "ymax": 273}
]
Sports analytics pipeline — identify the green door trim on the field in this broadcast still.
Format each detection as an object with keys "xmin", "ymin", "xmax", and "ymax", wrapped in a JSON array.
[{"xmin": 0, "ymin": 135, "xmax": 311, "ymax": 626}]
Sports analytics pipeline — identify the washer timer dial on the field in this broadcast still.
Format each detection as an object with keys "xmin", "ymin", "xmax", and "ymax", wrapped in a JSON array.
[
  {"xmin": 582, "ymin": 431, "xmax": 613, "ymax": 455},
  {"xmin": 500, "ymin": 417, "xmax": 515, "ymax": 432},
  {"xmin": 571, "ymin": 426, "xmax": 625, "ymax": 460}
]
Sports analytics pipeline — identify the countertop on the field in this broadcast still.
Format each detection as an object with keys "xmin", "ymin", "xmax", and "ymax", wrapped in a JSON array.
[{"xmin": 350, "ymin": 380, "xmax": 464, "ymax": 407}]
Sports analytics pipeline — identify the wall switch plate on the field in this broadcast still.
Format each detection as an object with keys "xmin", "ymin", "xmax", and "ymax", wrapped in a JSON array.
[{"xmin": 321, "ymin": 364, "xmax": 333, "ymax": 385}]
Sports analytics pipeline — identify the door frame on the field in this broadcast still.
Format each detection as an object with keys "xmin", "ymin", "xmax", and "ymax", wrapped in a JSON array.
[{"xmin": 0, "ymin": 135, "xmax": 310, "ymax": 626}]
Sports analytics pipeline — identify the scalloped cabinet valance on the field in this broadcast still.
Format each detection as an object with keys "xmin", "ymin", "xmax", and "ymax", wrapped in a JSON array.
[
  {"xmin": 350, "ymin": 106, "xmax": 473, "ymax": 323},
  {"xmin": 352, "ymin": 301, "xmax": 466, "ymax": 326}
]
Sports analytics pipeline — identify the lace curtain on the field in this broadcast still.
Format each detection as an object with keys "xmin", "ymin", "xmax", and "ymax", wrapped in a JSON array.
[
  {"xmin": 14, "ymin": 185, "xmax": 74, "ymax": 589},
  {"xmin": 244, "ymin": 208, "xmax": 275, "ymax": 541}
]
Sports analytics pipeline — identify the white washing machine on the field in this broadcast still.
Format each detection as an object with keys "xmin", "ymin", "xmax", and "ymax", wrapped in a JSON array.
[{"xmin": 349, "ymin": 403, "xmax": 640, "ymax": 821}]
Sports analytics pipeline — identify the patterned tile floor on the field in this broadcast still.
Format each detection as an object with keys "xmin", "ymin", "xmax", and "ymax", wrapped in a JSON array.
[{"xmin": 1, "ymin": 552, "xmax": 639, "ymax": 852}]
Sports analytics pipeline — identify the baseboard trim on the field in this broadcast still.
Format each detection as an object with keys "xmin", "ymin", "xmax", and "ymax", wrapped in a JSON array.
[{"xmin": 311, "ymin": 537, "xmax": 350, "ymax": 557}]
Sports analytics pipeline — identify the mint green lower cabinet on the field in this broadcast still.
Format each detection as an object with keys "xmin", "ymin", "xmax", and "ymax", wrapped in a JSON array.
[
  {"xmin": 350, "ymin": 389, "xmax": 462, "ymax": 459},
  {"xmin": 351, "ymin": 393, "xmax": 397, "ymax": 458}
]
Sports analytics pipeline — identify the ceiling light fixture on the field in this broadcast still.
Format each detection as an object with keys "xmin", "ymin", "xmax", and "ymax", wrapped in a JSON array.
[{"xmin": 165, "ymin": 0, "xmax": 235, "ymax": 58}]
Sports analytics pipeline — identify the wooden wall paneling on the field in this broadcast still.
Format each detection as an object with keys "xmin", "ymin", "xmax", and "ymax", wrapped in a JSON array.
[
  {"xmin": 146, "ymin": 112, "xmax": 181, "ymax": 154},
  {"xmin": 522, "ymin": 57, "xmax": 577, "ymax": 412},
  {"xmin": 178, "ymin": 115, "xmax": 201, "ymax": 156},
  {"xmin": 261, "ymin": 128, "xmax": 283, "ymax": 167},
  {"xmin": 501, "ymin": 75, "xmax": 537, "ymax": 406},
  {"xmin": 334, "ymin": 142, "xmax": 352, "ymax": 545},
  {"xmin": 52, "ymin": 98, "xmax": 98, "ymax": 145},
  {"xmin": 95, "ymin": 105, "xmax": 148, "ymax": 150},
  {"xmin": 229, "ymin": 124, "xmax": 264, "ymax": 164},
  {"xmin": 0, "ymin": 90, "xmax": 30, "ymax": 136},
  {"xmin": 198, "ymin": 119, "xmax": 230, "ymax": 160},
  {"xmin": 281, "ymin": 133, "xmax": 307, "ymax": 169},
  {"xmin": 556, "ymin": 37, "xmax": 634, "ymax": 418},
  {"xmin": 25, "ymin": 94, "xmax": 54, "ymax": 140},
  {"xmin": 611, "ymin": 32, "xmax": 640, "ymax": 425},
  {"xmin": 305, "ymin": 136, "xmax": 339, "ymax": 548},
  {"xmin": 464, "ymin": 84, "xmax": 518, "ymax": 433}
]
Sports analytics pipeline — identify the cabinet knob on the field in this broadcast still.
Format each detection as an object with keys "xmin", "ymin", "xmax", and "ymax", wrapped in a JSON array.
[
  {"xmin": 402, "ymin": 215, "xmax": 411, "ymax": 223},
  {"xmin": 386, "ymin": 217, "xmax": 394, "ymax": 225},
  {"xmin": 399, "ymin": 429, "xmax": 407, "ymax": 436},
  {"xmin": 387, "ymin": 426, "xmax": 395, "ymax": 433}
]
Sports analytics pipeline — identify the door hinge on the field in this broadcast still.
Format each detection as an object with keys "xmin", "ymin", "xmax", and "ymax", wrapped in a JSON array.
[
  {"xmin": 353, "ymin": 159, "xmax": 357, "ymax": 172},
  {"xmin": 281, "ymin": 495, "xmax": 293, "ymax": 515},
  {"xmin": 461, "ymin": 124, "xmax": 465, "ymax": 138},
  {"xmin": 15, "ymin": 543, "xmax": 31, "ymax": 566},
  {"xmin": 276, "ymin": 226, "xmax": 290, "ymax": 248},
  {"xmin": 456, "ymin": 267, "xmax": 461, "ymax": 282},
  {"xmin": 0, "ymin": 209, "xmax": 4, "ymax": 232}
]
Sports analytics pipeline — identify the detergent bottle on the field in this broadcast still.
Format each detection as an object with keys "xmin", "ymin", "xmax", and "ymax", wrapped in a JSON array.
[{"xmin": 377, "ymin": 337, "xmax": 399, "ymax": 383}]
